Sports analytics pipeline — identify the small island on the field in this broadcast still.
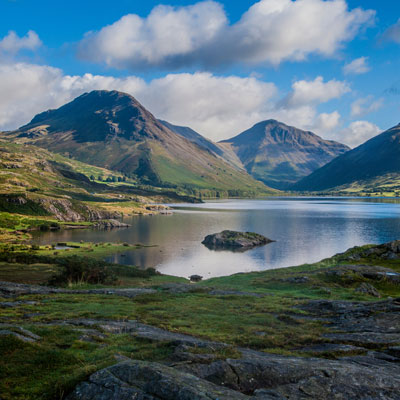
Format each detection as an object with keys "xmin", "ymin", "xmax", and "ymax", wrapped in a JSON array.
[{"xmin": 202, "ymin": 230, "xmax": 274, "ymax": 251}]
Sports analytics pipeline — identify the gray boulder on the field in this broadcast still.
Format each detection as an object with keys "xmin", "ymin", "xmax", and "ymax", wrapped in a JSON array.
[
  {"xmin": 66, "ymin": 360, "xmax": 250, "ymax": 400},
  {"xmin": 202, "ymin": 230, "xmax": 274, "ymax": 251}
]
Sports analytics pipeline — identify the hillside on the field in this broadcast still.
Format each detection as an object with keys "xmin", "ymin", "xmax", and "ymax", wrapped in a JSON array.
[
  {"xmin": 292, "ymin": 124, "xmax": 400, "ymax": 192},
  {"xmin": 159, "ymin": 120, "xmax": 245, "ymax": 170},
  {"xmin": 0, "ymin": 140, "xmax": 200, "ymax": 243},
  {"xmin": 220, "ymin": 120, "xmax": 349, "ymax": 189},
  {"xmin": 2, "ymin": 90, "xmax": 274, "ymax": 197}
]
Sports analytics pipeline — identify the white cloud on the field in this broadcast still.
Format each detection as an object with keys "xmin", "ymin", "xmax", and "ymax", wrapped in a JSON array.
[
  {"xmin": 79, "ymin": 0, "xmax": 375, "ymax": 69},
  {"xmin": 382, "ymin": 18, "xmax": 400, "ymax": 44},
  {"xmin": 343, "ymin": 56, "xmax": 370, "ymax": 75},
  {"xmin": 313, "ymin": 111, "xmax": 341, "ymax": 132},
  {"xmin": 79, "ymin": 1, "xmax": 227, "ymax": 69},
  {"xmin": 0, "ymin": 30, "xmax": 41, "ymax": 54},
  {"xmin": 138, "ymin": 73, "xmax": 277, "ymax": 140},
  {"xmin": 351, "ymin": 96, "xmax": 383, "ymax": 117},
  {"xmin": 333, "ymin": 120, "xmax": 381, "ymax": 147},
  {"xmin": 282, "ymin": 76, "xmax": 350, "ymax": 108}
]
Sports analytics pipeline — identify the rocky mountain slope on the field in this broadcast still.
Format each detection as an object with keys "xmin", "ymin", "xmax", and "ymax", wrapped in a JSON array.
[
  {"xmin": 160, "ymin": 120, "xmax": 245, "ymax": 170},
  {"xmin": 220, "ymin": 120, "xmax": 349, "ymax": 189},
  {"xmin": 292, "ymin": 123, "xmax": 400, "ymax": 192},
  {"xmin": 2, "ymin": 91, "xmax": 273, "ymax": 197}
]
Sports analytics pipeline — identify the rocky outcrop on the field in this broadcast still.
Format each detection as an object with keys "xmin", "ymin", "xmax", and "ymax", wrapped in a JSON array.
[
  {"xmin": 66, "ymin": 360, "xmax": 250, "ymax": 400},
  {"xmin": 67, "ymin": 339, "xmax": 400, "ymax": 400},
  {"xmin": 94, "ymin": 219, "xmax": 130, "ymax": 228},
  {"xmin": 0, "ymin": 281, "xmax": 155, "ymax": 299},
  {"xmin": 346, "ymin": 240, "xmax": 400, "ymax": 261},
  {"xmin": 37, "ymin": 197, "xmax": 120, "ymax": 222},
  {"xmin": 202, "ymin": 230, "xmax": 274, "ymax": 251}
]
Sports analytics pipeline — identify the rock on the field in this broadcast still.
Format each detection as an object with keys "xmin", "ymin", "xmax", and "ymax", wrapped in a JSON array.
[
  {"xmin": 94, "ymin": 219, "xmax": 130, "ymax": 228},
  {"xmin": 189, "ymin": 274, "xmax": 203, "ymax": 282},
  {"xmin": 66, "ymin": 360, "xmax": 250, "ymax": 400},
  {"xmin": 299, "ymin": 298, "xmax": 400, "ymax": 347},
  {"xmin": 202, "ymin": 230, "xmax": 274, "ymax": 251},
  {"xmin": 175, "ymin": 348, "xmax": 400, "ymax": 399},
  {"xmin": 208, "ymin": 290, "xmax": 267, "ymax": 297},
  {"xmin": 326, "ymin": 265, "xmax": 400, "ymax": 285},
  {"xmin": 282, "ymin": 276, "xmax": 309, "ymax": 284},
  {"xmin": 0, "ymin": 329, "xmax": 37, "ymax": 342},
  {"xmin": 355, "ymin": 283, "xmax": 381, "ymax": 297},
  {"xmin": 344, "ymin": 240, "xmax": 400, "ymax": 261},
  {"xmin": 298, "ymin": 343, "xmax": 364, "ymax": 354},
  {"xmin": 0, "ymin": 281, "xmax": 154, "ymax": 299},
  {"xmin": 387, "ymin": 346, "xmax": 400, "ymax": 358}
]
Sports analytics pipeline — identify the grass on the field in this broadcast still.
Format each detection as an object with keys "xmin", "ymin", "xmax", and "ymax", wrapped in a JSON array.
[
  {"xmin": 0, "ymin": 241, "xmax": 399, "ymax": 399},
  {"xmin": 0, "ymin": 328, "xmax": 173, "ymax": 400}
]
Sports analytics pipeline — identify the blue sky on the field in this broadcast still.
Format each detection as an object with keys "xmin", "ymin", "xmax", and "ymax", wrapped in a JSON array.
[{"xmin": 0, "ymin": 0, "xmax": 399, "ymax": 146}]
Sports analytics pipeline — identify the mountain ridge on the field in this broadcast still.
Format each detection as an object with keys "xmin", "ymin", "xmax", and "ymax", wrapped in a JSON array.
[
  {"xmin": 292, "ymin": 123, "xmax": 399, "ymax": 192},
  {"xmin": 3, "ymin": 90, "xmax": 273, "ymax": 197},
  {"xmin": 220, "ymin": 119, "xmax": 349, "ymax": 189}
]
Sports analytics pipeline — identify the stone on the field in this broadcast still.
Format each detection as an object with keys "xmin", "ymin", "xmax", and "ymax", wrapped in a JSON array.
[
  {"xmin": 66, "ymin": 360, "xmax": 250, "ymax": 400},
  {"xmin": 94, "ymin": 219, "xmax": 130, "ymax": 228},
  {"xmin": 355, "ymin": 283, "xmax": 381, "ymax": 297},
  {"xmin": 0, "ymin": 330, "xmax": 36, "ymax": 342},
  {"xmin": 189, "ymin": 275, "xmax": 203, "ymax": 282},
  {"xmin": 202, "ymin": 230, "xmax": 274, "ymax": 251}
]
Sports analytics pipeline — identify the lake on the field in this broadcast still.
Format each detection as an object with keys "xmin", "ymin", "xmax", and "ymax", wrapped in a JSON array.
[{"xmin": 32, "ymin": 197, "xmax": 400, "ymax": 278}]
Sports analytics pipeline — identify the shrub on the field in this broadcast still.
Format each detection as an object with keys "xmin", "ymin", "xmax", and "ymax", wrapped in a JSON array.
[{"xmin": 48, "ymin": 256, "xmax": 117, "ymax": 287}]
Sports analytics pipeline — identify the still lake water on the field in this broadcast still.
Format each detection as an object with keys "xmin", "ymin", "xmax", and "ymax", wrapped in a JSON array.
[{"xmin": 32, "ymin": 197, "xmax": 400, "ymax": 278}]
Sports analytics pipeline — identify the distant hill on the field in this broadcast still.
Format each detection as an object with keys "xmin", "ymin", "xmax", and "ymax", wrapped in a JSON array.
[
  {"xmin": 220, "ymin": 120, "xmax": 349, "ymax": 189},
  {"xmin": 292, "ymin": 124, "xmax": 400, "ymax": 192},
  {"xmin": 2, "ymin": 90, "xmax": 273, "ymax": 197},
  {"xmin": 159, "ymin": 120, "xmax": 244, "ymax": 171}
]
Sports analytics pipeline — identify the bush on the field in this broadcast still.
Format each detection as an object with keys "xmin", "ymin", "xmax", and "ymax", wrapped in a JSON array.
[{"xmin": 48, "ymin": 256, "xmax": 117, "ymax": 287}]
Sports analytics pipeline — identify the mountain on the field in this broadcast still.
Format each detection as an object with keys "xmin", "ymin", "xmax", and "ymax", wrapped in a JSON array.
[
  {"xmin": 159, "ymin": 120, "xmax": 244, "ymax": 170},
  {"xmin": 3, "ymin": 90, "xmax": 273, "ymax": 197},
  {"xmin": 292, "ymin": 124, "xmax": 400, "ymax": 192},
  {"xmin": 220, "ymin": 120, "xmax": 349, "ymax": 189}
]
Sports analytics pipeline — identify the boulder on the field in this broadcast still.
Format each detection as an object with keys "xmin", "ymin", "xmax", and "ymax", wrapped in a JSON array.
[
  {"xmin": 189, "ymin": 275, "xmax": 203, "ymax": 282},
  {"xmin": 202, "ymin": 230, "xmax": 274, "ymax": 251},
  {"xmin": 66, "ymin": 360, "xmax": 250, "ymax": 400}
]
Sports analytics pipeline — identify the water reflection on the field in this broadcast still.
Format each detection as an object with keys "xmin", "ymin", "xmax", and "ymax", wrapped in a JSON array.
[{"xmin": 32, "ymin": 198, "xmax": 400, "ymax": 278}]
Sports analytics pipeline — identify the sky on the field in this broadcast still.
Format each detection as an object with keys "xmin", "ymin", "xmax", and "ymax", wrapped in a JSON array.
[{"xmin": 0, "ymin": 0, "xmax": 399, "ymax": 147}]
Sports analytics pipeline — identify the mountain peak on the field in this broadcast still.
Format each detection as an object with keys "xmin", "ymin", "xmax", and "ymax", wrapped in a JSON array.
[
  {"xmin": 220, "ymin": 119, "xmax": 349, "ymax": 189},
  {"xmin": 24, "ymin": 89, "xmax": 165, "ymax": 143}
]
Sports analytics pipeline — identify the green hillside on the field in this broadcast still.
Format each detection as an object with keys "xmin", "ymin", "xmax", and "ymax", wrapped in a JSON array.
[{"xmin": 3, "ymin": 90, "xmax": 275, "ymax": 197}]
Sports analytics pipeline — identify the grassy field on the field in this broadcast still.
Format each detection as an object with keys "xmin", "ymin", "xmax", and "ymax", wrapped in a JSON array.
[{"xmin": 0, "ymin": 240, "xmax": 399, "ymax": 399}]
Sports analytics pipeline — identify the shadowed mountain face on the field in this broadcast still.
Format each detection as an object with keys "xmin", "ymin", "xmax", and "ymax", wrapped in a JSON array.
[
  {"xmin": 220, "ymin": 120, "xmax": 349, "ymax": 189},
  {"xmin": 6, "ymin": 90, "xmax": 271, "ymax": 194},
  {"xmin": 159, "ymin": 120, "xmax": 245, "ymax": 171},
  {"xmin": 292, "ymin": 124, "xmax": 400, "ymax": 192}
]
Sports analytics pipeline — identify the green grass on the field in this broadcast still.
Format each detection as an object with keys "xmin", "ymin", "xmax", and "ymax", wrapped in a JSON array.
[
  {"xmin": 0, "ymin": 241, "xmax": 399, "ymax": 399},
  {"xmin": 0, "ymin": 328, "xmax": 173, "ymax": 400}
]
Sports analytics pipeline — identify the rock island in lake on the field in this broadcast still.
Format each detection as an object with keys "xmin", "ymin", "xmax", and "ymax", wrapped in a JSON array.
[{"xmin": 202, "ymin": 230, "xmax": 274, "ymax": 251}]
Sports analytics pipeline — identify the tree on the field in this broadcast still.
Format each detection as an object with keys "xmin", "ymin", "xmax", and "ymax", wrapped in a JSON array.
[{"xmin": 90, "ymin": 175, "xmax": 95, "ymax": 181}]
